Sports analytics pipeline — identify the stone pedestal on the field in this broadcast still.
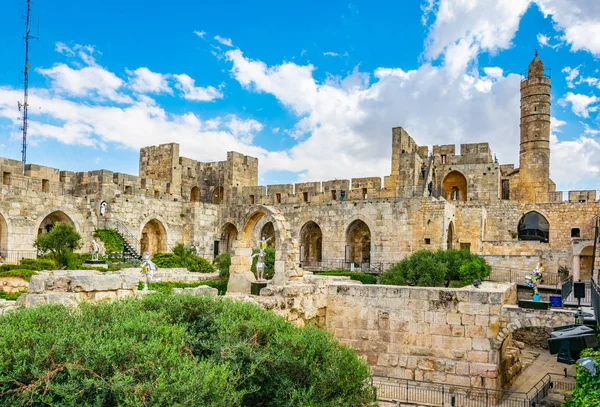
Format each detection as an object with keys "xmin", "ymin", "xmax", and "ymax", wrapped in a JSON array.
[
  {"xmin": 227, "ymin": 271, "xmax": 256, "ymax": 295},
  {"xmin": 250, "ymin": 281, "xmax": 268, "ymax": 296}
]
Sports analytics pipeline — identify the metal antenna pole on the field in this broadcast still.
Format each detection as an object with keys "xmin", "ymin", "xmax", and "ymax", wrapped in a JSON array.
[{"xmin": 21, "ymin": 0, "xmax": 36, "ymax": 175}]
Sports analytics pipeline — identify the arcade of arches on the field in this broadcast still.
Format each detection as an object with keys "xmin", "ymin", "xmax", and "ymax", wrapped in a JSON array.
[
  {"xmin": 442, "ymin": 171, "xmax": 467, "ymax": 201},
  {"xmin": 38, "ymin": 211, "xmax": 75, "ymax": 235},
  {"xmin": 220, "ymin": 223, "xmax": 238, "ymax": 254},
  {"xmin": 140, "ymin": 219, "xmax": 167, "ymax": 255},
  {"xmin": 300, "ymin": 221, "xmax": 323, "ymax": 264},
  {"xmin": 346, "ymin": 220, "xmax": 371, "ymax": 264}
]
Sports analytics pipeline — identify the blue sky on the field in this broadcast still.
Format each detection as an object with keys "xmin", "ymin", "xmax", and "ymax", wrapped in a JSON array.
[{"xmin": 0, "ymin": 0, "xmax": 599, "ymax": 190}]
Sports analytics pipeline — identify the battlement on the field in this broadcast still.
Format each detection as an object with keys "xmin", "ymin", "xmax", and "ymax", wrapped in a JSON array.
[
  {"xmin": 432, "ymin": 142, "xmax": 493, "ymax": 165},
  {"xmin": 549, "ymin": 190, "xmax": 599, "ymax": 203}
]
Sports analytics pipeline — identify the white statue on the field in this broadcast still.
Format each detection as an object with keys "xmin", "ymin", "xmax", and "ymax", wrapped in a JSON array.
[
  {"xmin": 141, "ymin": 252, "xmax": 160, "ymax": 291},
  {"xmin": 99, "ymin": 201, "xmax": 107, "ymax": 217},
  {"xmin": 90, "ymin": 239, "xmax": 100, "ymax": 261},
  {"xmin": 252, "ymin": 236, "xmax": 271, "ymax": 281}
]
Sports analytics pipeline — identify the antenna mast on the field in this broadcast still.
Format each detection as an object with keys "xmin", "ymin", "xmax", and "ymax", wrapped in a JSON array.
[{"xmin": 20, "ymin": 0, "xmax": 35, "ymax": 174}]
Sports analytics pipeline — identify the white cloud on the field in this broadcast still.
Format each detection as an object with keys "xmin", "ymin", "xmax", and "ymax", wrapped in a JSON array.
[
  {"xmin": 483, "ymin": 67, "xmax": 504, "ymax": 79},
  {"xmin": 127, "ymin": 67, "xmax": 172, "ymax": 94},
  {"xmin": 214, "ymin": 35, "xmax": 233, "ymax": 47},
  {"xmin": 537, "ymin": 33, "xmax": 561, "ymax": 49},
  {"xmin": 323, "ymin": 52, "xmax": 339, "ymax": 57},
  {"xmin": 562, "ymin": 66, "xmax": 580, "ymax": 88},
  {"xmin": 551, "ymin": 134, "xmax": 600, "ymax": 189},
  {"xmin": 194, "ymin": 30, "xmax": 207, "ymax": 38},
  {"xmin": 559, "ymin": 92, "xmax": 599, "ymax": 117},
  {"xmin": 172, "ymin": 74, "xmax": 224, "ymax": 101},
  {"xmin": 583, "ymin": 122, "xmax": 600, "ymax": 136},
  {"xmin": 272, "ymin": 127, "xmax": 280, "ymax": 134}
]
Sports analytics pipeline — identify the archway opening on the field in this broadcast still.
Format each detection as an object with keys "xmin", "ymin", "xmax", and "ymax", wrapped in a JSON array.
[
  {"xmin": 260, "ymin": 222, "xmax": 276, "ymax": 249},
  {"xmin": 140, "ymin": 219, "xmax": 167, "ymax": 255},
  {"xmin": 346, "ymin": 220, "xmax": 371, "ymax": 265},
  {"xmin": 38, "ymin": 211, "xmax": 75, "ymax": 235},
  {"xmin": 580, "ymin": 245, "xmax": 594, "ymax": 280},
  {"xmin": 0, "ymin": 213, "xmax": 7, "ymax": 257},
  {"xmin": 300, "ymin": 221, "xmax": 323, "ymax": 266},
  {"xmin": 212, "ymin": 187, "xmax": 224, "ymax": 204},
  {"xmin": 191, "ymin": 186, "xmax": 200, "ymax": 203},
  {"xmin": 518, "ymin": 212, "xmax": 549, "ymax": 243},
  {"xmin": 442, "ymin": 171, "xmax": 468, "ymax": 201},
  {"xmin": 447, "ymin": 222, "xmax": 454, "ymax": 250},
  {"xmin": 220, "ymin": 223, "xmax": 238, "ymax": 254}
]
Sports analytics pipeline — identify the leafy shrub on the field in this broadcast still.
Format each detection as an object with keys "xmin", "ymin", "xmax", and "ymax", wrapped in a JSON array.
[
  {"xmin": 380, "ymin": 249, "xmax": 491, "ymax": 288},
  {"xmin": 0, "ymin": 295, "xmax": 375, "ymax": 406},
  {"xmin": 151, "ymin": 252, "xmax": 181, "ymax": 268},
  {"xmin": 316, "ymin": 271, "xmax": 377, "ymax": 284},
  {"xmin": 251, "ymin": 247, "xmax": 275, "ymax": 280},
  {"xmin": 152, "ymin": 249, "xmax": 215, "ymax": 273},
  {"xmin": 33, "ymin": 222, "xmax": 82, "ymax": 267},
  {"xmin": 566, "ymin": 349, "xmax": 600, "ymax": 406},
  {"xmin": 18, "ymin": 258, "xmax": 58, "ymax": 271},
  {"xmin": 93, "ymin": 228, "xmax": 124, "ymax": 253},
  {"xmin": 65, "ymin": 253, "xmax": 92, "ymax": 270},
  {"xmin": 0, "ymin": 290, "xmax": 26, "ymax": 301},
  {"xmin": 214, "ymin": 252, "xmax": 231, "ymax": 279},
  {"xmin": 185, "ymin": 256, "xmax": 215, "ymax": 273},
  {"xmin": 0, "ymin": 269, "xmax": 38, "ymax": 282}
]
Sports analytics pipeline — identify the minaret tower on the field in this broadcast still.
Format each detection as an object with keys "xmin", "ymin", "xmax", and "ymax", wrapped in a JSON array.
[{"xmin": 519, "ymin": 51, "xmax": 551, "ymax": 203}]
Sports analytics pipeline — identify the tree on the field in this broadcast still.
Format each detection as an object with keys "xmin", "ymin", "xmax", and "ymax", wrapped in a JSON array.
[{"xmin": 33, "ymin": 222, "xmax": 82, "ymax": 268}]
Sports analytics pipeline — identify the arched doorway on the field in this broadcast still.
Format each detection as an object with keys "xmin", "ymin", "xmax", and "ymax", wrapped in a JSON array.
[
  {"xmin": 346, "ymin": 220, "xmax": 371, "ymax": 265},
  {"xmin": 518, "ymin": 211, "xmax": 549, "ymax": 243},
  {"xmin": 37, "ymin": 211, "xmax": 76, "ymax": 235},
  {"xmin": 212, "ymin": 187, "xmax": 224, "ymax": 204},
  {"xmin": 300, "ymin": 221, "xmax": 323, "ymax": 266},
  {"xmin": 140, "ymin": 219, "xmax": 167, "ymax": 255},
  {"xmin": 442, "ymin": 171, "xmax": 467, "ymax": 201},
  {"xmin": 260, "ymin": 222, "xmax": 276, "ymax": 248},
  {"xmin": 0, "ymin": 213, "xmax": 7, "ymax": 257},
  {"xmin": 220, "ymin": 223, "xmax": 238, "ymax": 254},
  {"xmin": 447, "ymin": 222, "xmax": 454, "ymax": 250},
  {"xmin": 579, "ymin": 246, "xmax": 594, "ymax": 280},
  {"xmin": 191, "ymin": 186, "xmax": 200, "ymax": 203}
]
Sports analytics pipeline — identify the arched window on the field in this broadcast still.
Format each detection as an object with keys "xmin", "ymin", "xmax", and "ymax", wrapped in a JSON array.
[
  {"xmin": 442, "ymin": 171, "xmax": 467, "ymax": 201},
  {"xmin": 300, "ymin": 221, "xmax": 323, "ymax": 265},
  {"xmin": 517, "ymin": 212, "xmax": 549, "ymax": 243},
  {"xmin": 191, "ymin": 186, "xmax": 200, "ymax": 203}
]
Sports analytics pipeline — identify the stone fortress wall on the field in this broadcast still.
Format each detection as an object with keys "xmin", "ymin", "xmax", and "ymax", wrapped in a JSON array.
[{"xmin": 0, "ymin": 53, "xmax": 598, "ymax": 284}]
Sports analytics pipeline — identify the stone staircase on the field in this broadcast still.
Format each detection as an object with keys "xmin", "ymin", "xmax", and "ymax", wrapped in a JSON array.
[{"xmin": 103, "ymin": 219, "xmax": 141, "ymax": 260}]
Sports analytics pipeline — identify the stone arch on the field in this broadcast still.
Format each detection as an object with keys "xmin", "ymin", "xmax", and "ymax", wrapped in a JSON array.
[
  {"xmin": 346, "ymin": 219, "xmax": 371, "ymax": 264},
  {"xmin": 260, "ymin": 222, "xmax": 276, "ymax": 249},
  {"xmin": 300, "ymin": 221, "xmax": 323, "ymax": 265},
  {"xmin": 517, "ymin": 211, "xmax": 549, "ymax": 243},
  {"xmin": 228, "ymin": 205, "xmax": 301, "ymax": 294},
  {"xmin": 212, "ymin": 186, "xmax": 224, "ymax": 204},
  {"xmin": 0, "ymin": 212, "xmax": 9, "ymax": 256},
  {"xmin": 140, "ymin": 218, "xmax": 168, "ymax": 255},
  {"xmin": 220, "ymin": 222, "xmax": 238, "ymax": 254},
  {"xmin": 447, "ymin": 221, "xmax": 455, "ymax": 250},
  {"xmin": 578, "ymin": 245, "xmax": 594, "ymax": 280},
  {"xmin": 190, "ymin": 186, "xmax": 200, "ymax": 203},
  {"xmin": 37, "ymin": 210, "xmax": 78, "ymax": 235},
  {"xmin": 442, "ymin": 170, "xmax": 468, "ymax": 201}
]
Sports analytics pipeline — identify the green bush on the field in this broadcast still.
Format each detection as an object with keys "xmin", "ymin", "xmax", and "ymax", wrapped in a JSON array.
[
  {"xmin": 251, "ymin": 247, "xmax": 275, "ymax": 280},
  {"xmin": 185, "ymin": 256, "xmax": 216, "ymax": 273},
  {"xmin": 0, "ymin": 290, "xmax": 26, "ymax": 301},
  {"xmin": 566, "ymin": 349, "xmax": 600, "ymax": 406},
  {"xmin": 65, "ymin": 253, "xmax": 92, "ymax": 270},
  {"xmin": 380, "ymin": 249, "xmax": 491, "ymax": 288},
  {"xmin": 0, "ymin": 269, "xmax": 38, "ymax": 282},
  {"xmin": 214, "ymin": 252, "xmax": 231, "ymax": 279},
  {"xmin": 18, "ymin": 258, "xmax": 58, "ymax": 271},
  {"xmin": 316, "ymin": 271, "xmax": 377, "ymax": 284},
  {"xmin": 151, "ymin": 252, "xmax": 181, "ymax": 268},
  {"xmin": 0, "ymin": 295, "xmax": 375, "ymax": 406},
  {"xmin": 93, "ymin": 228, "xmax": 124, "ymax": 254},
  {"xmin": 33, "ymin": 222, "xmax": 82, "ymax": 268},
  {"xmin": 152, "ymin": 244, "xmax": 215, "ymax": 273}
]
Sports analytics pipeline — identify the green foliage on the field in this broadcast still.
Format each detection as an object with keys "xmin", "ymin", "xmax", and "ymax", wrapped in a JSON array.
[
  {"xmin": 566, "ymin": 349, "xmax": 600, "ymax": 407},
  {"xmin": 65, "ymin": 253, "xmax": 92, "ymax": 270},
  {"xmin": 380, "ymin": 249, "xmax": 491, "ymax": 288},
  {"xmin": 0, "ymin": 290, "xmax": 26, "ymax": 301},
  {"xmin": 18, "ymin": 258, "xmax": 58, "ymax": 271},
  {"xmin": 33, "ymin": 222, "xmax": 82, "ymax": 267},
  {"xmin": 214, "ymin": 252, "xmax": 231, "ymax": 279},
  {"xmin": 251, "ymin": 247, "xmax": 275, "ymax": 280},
  {"xmin": 152, "ymin": 244, "xmax": 216, "ymax": 273},
  {"xmin": 0, "ymin": 269, "xmax": 38, "ymax": 282},
  {"xmin": 139, "ymin": 281, "xmax": 228, "ymax": 296},
  {"xmin": 316, "ymin": 271, "xmax": 377, "ymax": 285},
  {"xmin": 0, "ymin": 295, "xmax": 375, "ymax": 406},
  {"xmin": 93, "ymin": 228, "xmax": 124, "ymax": 254}
]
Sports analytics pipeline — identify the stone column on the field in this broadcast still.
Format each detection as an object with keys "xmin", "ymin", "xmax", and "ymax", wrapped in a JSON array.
[{"xmin": 572, "ymin": 254, "xmax": 580, "ymax": 282}]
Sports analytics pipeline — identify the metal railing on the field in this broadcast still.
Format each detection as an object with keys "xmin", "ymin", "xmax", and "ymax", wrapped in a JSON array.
[
  {"xmin": 592, "ymin": 279, "xmax": 600, "ymax": 324},
  {"xmin": 0, "ymin": 250, "xmax": 38, "ymax": 265},
  {"xmin": 561, "ymin": 276, "xmax": 573, "ymax": 304},
  {"xmin": 487, "ymin": 266, "xmax": 564, "ymax": 288}
]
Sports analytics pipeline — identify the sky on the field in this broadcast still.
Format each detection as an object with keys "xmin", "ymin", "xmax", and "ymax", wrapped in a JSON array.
[{"xmin": 0, "ymin": 0, "xmax": 599, "ymax": 191}]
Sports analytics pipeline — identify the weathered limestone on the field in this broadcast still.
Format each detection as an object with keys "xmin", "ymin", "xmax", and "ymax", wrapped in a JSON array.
[
  {"xmin": 0, "ymin": 276, "xmax": 28, "ymax": 293},
  {"xmin": 172, "ymin": 285, "xmax": 218, "ymax": 297}
]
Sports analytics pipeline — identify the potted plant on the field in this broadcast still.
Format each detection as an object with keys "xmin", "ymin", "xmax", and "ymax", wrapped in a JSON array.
[{"xmin": 558, "ymin": 265, "xmax": 569, "ymax": 280}]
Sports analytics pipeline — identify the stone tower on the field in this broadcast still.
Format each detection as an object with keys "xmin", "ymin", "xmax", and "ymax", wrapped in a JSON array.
[{"xmin": 518, "ymin": 52, "xmax": 551, "ymax": 203}]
